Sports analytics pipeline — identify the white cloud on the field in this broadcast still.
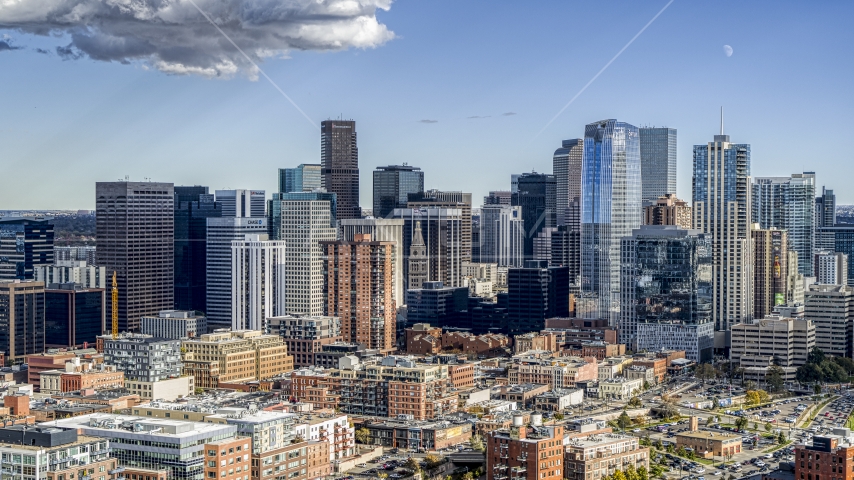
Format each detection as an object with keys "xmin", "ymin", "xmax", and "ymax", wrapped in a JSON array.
[{"xmin": 0, "ymin": 0, "xmax": 396, "ymax": 77}]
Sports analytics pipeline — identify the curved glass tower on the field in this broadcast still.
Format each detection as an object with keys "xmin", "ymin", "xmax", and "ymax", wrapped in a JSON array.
[{"xmin": 578, "ymin": 119, "xmax": 642, "ymax": 322}]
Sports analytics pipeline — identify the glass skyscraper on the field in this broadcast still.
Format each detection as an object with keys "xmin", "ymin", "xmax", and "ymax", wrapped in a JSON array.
[
  {"xmin": 751, "ymin": 173, "xmax": 815, "ymax": 276},
  {"xmin": 579, "ymin": 119, "xmax": 642, "ymax": 321},
  {"xmin": 692, "ymin": 131, "xmax": 752, "ymax": 336},
  {"xmin": 511, "ymin": 172, "xmax": 556, "ymax": 259},
  {"xmin": 278, "ymin": 164, "xmax": 321, "ymax": 194},
  {"xmin": 174, "ymin": 186, "xmax": 221, "ymax": 312},
  {"xmin": 620, "ymin": 226, "xmax": 713, "ymax": 361},
  {"xmin": 639, "ymin": 127, "xmax": 677, "ymax": 206},
  {"xmin": 372, "ymin": 165, "xmax": 424, "ymax": 218},
  {"xmin": 553, "ymin": 138, "xmax": 583, "ymax": 228}
]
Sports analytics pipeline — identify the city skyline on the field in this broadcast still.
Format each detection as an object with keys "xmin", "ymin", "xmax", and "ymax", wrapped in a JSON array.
[{"xmin": 0, "ymin": 1, "xmax": 852, "ymax": 209}]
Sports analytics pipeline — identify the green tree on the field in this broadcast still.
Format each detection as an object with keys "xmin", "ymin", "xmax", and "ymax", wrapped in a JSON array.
[
  {"xmin": 734, "ymin": 416, "xmax": 748, "ymax": 431},
  {"xmin": 625, "ymin": 465, "xmax": 639, "ymax": 480},
  {"xmin": 821, "ymin": 360, "xmax": 849, "ymax": 383},
  {"xmin": 617, "ymin": 411, "xmax": 632, "ymax": 430},
  {"xmin": 834, "ymin": 356, "xmax": 854, "ymax": 375},
  {"xmin": 628, "ymin": 396, "xmax": 642, "ymax": 408},
  {"xmin": 778, "ymin": 431, "xmax": 787, "ymax": 444},
  {"xmin": 469, "ymin": 434, "xmax": 485, "ymax": 452},
  {"xmin": 665, "ymin": 443, "xmax": 675, "ymax": 453},
  {"xmin": 808, "ymin": 347, "xmax": 826, "ymax": 365},
  {"xmin": 696, "ymin": 363, "xmax": 717, "ymax": 384},
  {"xmin": 354, "ymin": 427, "xmax": 370, "ymax": 444},
  {"xmin": 764, "ymin": 422, "xmax": 771, "ymax": 433},
  {"xmin": 643, "ymin": 380, "xmax": 651, "ymax": 391},
  {"xmin": 814, "ymin": 384, "xmax": 823, "ymax": 395},
  {"xmin": 405, "ymin": 457, "xmax": 420, "ymax": 473},
  {"xmin": 424, "ymin": 454, "xmax": 443, "ymax": 468},
  {"xmin": 766, "ymin": 365, "xmax": 785, "ymax": 393},
  {"xmin": 637, "ymin": 466, "xmax": 649, "ymax": 480},
  {"xmin": 797, "ymin": 362, "xmax": 824, "ymax": 384},
  {"xmin": 612, "ymin": 471, "xmax": 627, "ymax": 480},
  {"xmin": 553, "ymin": 413, "xmax": 565, "ymax": 421}
]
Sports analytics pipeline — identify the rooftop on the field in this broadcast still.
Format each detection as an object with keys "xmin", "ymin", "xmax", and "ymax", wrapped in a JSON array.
[
  {"xmin": 566, "ymin": 433, "xmax": 638, "ymax": 448},
  {"xmin": 53, "ymin": 413, "xmax": 235, "ymax": 438},
  {"xmin": 676, "ymin": 430, "xmax": 741, "ymax": 441}
]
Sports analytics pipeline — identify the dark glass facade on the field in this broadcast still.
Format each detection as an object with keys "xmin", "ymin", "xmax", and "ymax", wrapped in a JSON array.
[
  {"xmin": 507, "ymin": 260, "xmax": 569, "ymax": 334},
  {"xmin": 174, "ymin": 186, "xmax": 222, "ymax": 312},
  {"xmin": 279, "ymin": 164, "xmax": 322, "ymax": 194},
  {"xmin": 0, "ymin": 281, "xmax": 45, "ymax": 361},
  {"xmin": 45, "ymin": 286, "xmax": 105, "ymax": 348},
  {"xmin": 321, "ymin": 120, "xmax": 361, "ymax": 220},
  {"xmin": 405, "ymin": 281, "xmax": 470, "ymax": 329},
  {"xmin": 0, "ymin": 218, "xmax": 54, "ymax": 281},
  {"xmin": 511, "ymin": 173, "xmax": 556, "ymax": 259},
  {"xmin": 373, "ymin": 165, "xmax": 424, "ymax": 218}
]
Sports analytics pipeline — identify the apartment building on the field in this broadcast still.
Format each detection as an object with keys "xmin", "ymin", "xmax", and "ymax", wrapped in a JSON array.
[
  {"xmin": 102, "ymin": 333, "xmax": 193, "ymax": 400},
  {"xmin": 205, "ymin": 437, "xmax": 253, "ymax": 480},
  {"xmin": 794, "ymin": 432, "xmax": 854, "ymax": 480},
  {"xmin": 564, "ymin": 433, "xmax": 649, "ymax": 480},
  {"xmin": 268, "ymin": 315, "xmax": 342, "ymax": 368},
  {"xmin": 507, "ymin": 356, "xmax": 598, "ymax": 389},
  {"xmin": 486, "ymin": 415, "xmax": 564, "ymax": 480},
  {"xmin": 730, "ymin": 316, "xmax": 815, "ymax": 382},
  {"xmin": 140, "ymin": 310, "xmax": 207, "ymax": 339},
  {"xmin": 0, "ymin": 426, "xmax": 118, "ymax": 480},
  {"xmin": 181, "ymin": 330, "xmax": 294, "ymax": 389},
  {"xmin": 804, "ymin": 284, "xmax": 854, "ymax": 358},
  {"xmin": 358, "ymin": 418, "xmax": 472, "ymax": 450}
]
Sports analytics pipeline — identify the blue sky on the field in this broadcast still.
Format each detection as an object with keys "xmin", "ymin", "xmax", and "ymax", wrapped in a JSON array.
[{"xmin": 1, "ymin": 0, "xmax": 852, "ymax": 210}]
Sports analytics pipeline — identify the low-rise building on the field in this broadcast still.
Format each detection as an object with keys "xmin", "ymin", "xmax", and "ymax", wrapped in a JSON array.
[
  {"xmin": 140, "ymin": 309, "xmax": 208, "ymax": 339},
  {"xmin": 0, "ymin": 426, "xmax": 119, "ymax": 480},
  {"xmin": 182, "ymin": 330, "xmax": 294, "ymax": 389},
  {"xmin": 597, "ymin": 356, "xmax": 633, "ymax": 380},
  {"xmin": 597, "ymin": 377, "xmax": 643, "ymax": 401},
  {"xmin": 514, "ymin": 332, "xmax": 558, "ymax": 354},
  {"xmin": 564, "ymin": 433, "xmax": 649, "ymax": 480},
  {"xmin": 205, "ymin": 436, "xmax": 253, "ymax": 480},
  {"xmin": 26, "ymin": 351, "xmax": 76, "ymax": 390},
  {"xmin": 532, "ymin": 388, "xmax": 584, "ymax": 412},
  {"xmin": 494, "ymin": 383, "xmax": 551, "ymax": 407},
  {"xmin": 674, "ymin": 430, "xmax": 741, "ymax": 458},
  {"xmin": 358, "ymin": 418, "xmax": 473, "ymax": 450},
  {"xmin": 486, "ymin": 415, "xmax": 564, "ymax": 480},
  {"xmin": 624, "ymin": 366, "xmax": 656, "ymax": 386},
  {"xmin": 268, "ymin": 315, "xmax": 342, "ymax": 368},
  {"xmin": 405, "ymin": 323, "xmax": 443, "ymax": 355},
  {"xmin": 40, "ymin": 357, "xmax": 124, "ymax": 394},
  {"xmin": 563, "ymin": 342, "xmax": 625, "ymax": 361},
  {"xmin": 507, "ymin": 356, "xmax": 598, "ymax": 388},
  {"xmin": 631, "ymin": 356, "xmax": 667, "ymax": 383}
]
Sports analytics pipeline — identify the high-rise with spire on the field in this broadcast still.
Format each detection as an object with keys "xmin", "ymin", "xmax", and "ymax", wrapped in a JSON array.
[{"xmin": 408, "ymin": 221, "xmax": 429, "ymax": 290}]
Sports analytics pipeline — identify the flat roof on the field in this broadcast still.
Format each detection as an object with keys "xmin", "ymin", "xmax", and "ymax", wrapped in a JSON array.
[
  {"xmin": 676, "ymin": 431, "xmax": 741, "ymax": 441},
  {"xmin": 53, "ymin": 413, "xmax": 235, "ymax": 438}
]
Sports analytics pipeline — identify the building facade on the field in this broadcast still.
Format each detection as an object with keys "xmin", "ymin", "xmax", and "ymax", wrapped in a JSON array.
[
  {"xmin": 752, "ymin": 228, "xmax": 790, "ymax": 320},
  {"xmin": 804, "ymin": 284, "xmax": 854, "ymax": 358},
  {"xmin": 408, "ymin": 190, "xmax": 473, "ymax": 263},
  {"xmin": 0, "ymin": 280, "xmax": 45, "ymax": 361},
  {"xmin": 553, "ymin": 138, "xmax": 583, "ymax": 228},
  {"xmin": 816, "ymin": 251, "xmax": 848, "ymax": 285},
  {"xmin": 103, "ymin": 334, "xmax": 183, "ymax": 383},
  {"xmin": 486, "ymin": 419, "xmax": 564, "ymax": 480},
  {"xmin": 36, "ymin": 261, "xmax": 106, "ymax": 289},
  {"xmin": 321, "ymin": 119, "xmax": 360, "ymax": 219},
  {"xmin": 643, "ymin": 194, "xmax": 692, "ymax": 229},
  {"xmin": 231, "ymin": 235, "xmax": 285, "ymax": 332},
  {"xmin": 339, "ymin": 218, "xmax": 405, "ymax": 305},
  {"xmin": 393, "ymin": 208, "xmax": 463, "ymax": 290},
  {"xmin": 45, "ymin": 283, "xmax": 105, "ymax": 349},
  {"xmin": 480, "ymin": 205, "xmax": 525, "ymax": 267},
  {"xmin": 268, "ymin": 315, "xmax": 342, "ymax": 368},
  {"xmin": 373, "ymin": 165, "xmax": 424, "ymax": 218},
  {"xmin": 279, "ymin": 164, "xmax": 322, "ymax": 194},
  {"xmin": 215, "ymin": 189, "xmax": 265, "ymax": 219},
  {"xmin": 140, "ymin": 310, "xmax": 207, "ymax": 339},
  {"xmin": 181, "ymin": 330, "xmax": 293, "ymax": 389},
  {"xmin": 512, "ymin": 173, "xmax": 557, "ymax": 259},
  {"xmin": 507, "ymin": 261, "xmax": 569, "ymax": 334},
  {"xmin": 174, "ymin": 186, "xmax": 221, "ymax": 312},
  {"xmin": 639, "ymin": 127, "xmax": 677, "ymax": 206},
  {"xmin": 730, "ymin": 316, "xmax": 815, "ymax": 382},
  {"xmin": 752, "ymin": 173, "xmax": 816, "ymax": 276},
  {"xmin": 564, "ymin": 433, "xmax": 649, "ymax": 480},
  {"xmin": 0, "ymin": 217, "xmax": 54, "ymax": 281}
]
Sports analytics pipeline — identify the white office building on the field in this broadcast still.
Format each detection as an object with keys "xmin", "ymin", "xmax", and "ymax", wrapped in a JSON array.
[
  {"xmin": 231, "ymin": 234, "xmax": 285, "ymax": 332},
  {"xmin": 35, "ymin": 260, "xmax": 106, "ymax": 288},
  {"xmin": 479, "ymin": 204, "xmax": 525, "ymax": 267},
  {"xmin": 636, "ymin": 322, "xmax": 715, "ymax": 362},
  {"xmin": 816, "ymin": 251, "xmax": 848, "ymax": 286},
  {"xmin": 141, "ymin": 310, "xmax": 207, "ymax": 339},
  {"xmin": 215, "ymin": 189, "xmax": 266, "ymax": 218}
]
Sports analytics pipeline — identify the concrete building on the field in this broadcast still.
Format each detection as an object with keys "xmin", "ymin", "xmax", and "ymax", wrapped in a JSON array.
[
  {"xmin": 564, "ymin": 433, "xmax": 649, "ymax": 480},
  {"xmin": 54, "ymin": 413, "xmax": 238, "ymax": 479},
  {"xmin": 268, "ymin": 315, "xmax": 342, "ymax": 368},
  {"xmin": 816, "ymin": 251, "xmax": 848, "ymax": 285},
  {"xmin": 45, "ymin": 283, "xmax": 106, "ymax": 349},
  {"xmin": 486, "ymin": 417, "xmax": 564, "ymax": 480},
  {"xmin": 181, "ymin": 330, "xmax": 293, "ymax": 389},
  {"xmin": 480, "ymin": 204, "xmax": 525, "ymax": 267},
  {"xmin": 636, "ymin": 322, "xmax": 714, "ymax": 363},
  {"xmin": 103, "ymin": 334, "xmax": 182, "ymax": 382},
  {"xmin": 0, "ymin": 280, "xmax": 46, "ymax": 361},
  {"xmin": 507, "ymin": 356, "xmax": 597, "ymax": 389},
  {"xmin": 340, "ymin": 218, "xmax": 405, "ymax": 305},
  {"xmin": 598, "ymin": 377, "xmax": 643, "ymax": 400},
  {"xmin": 215, "ymin": 189, "xmax": 266, "ymax": 219},
  {"xmin": 752, "ymin": 173, "xmax": 816, "ymax": 276},
  {"xmin": 140, "ymin": 310, "xmax": 207, "ymax": 339},
  {"xmin": 96, "ymin": 182, "xmax": 174, "ymax": 332},
  {"xmin": 674, "ymin": 430, "xmax": 741, "ymax": 458},
  {"xmin": 730, "ymin": 316, "xmax": 815, "ymax": 382},
  {"xmin": 36, "ymin": 261, "xmax": 106, "ymax": 288},
  {"xmin": 553, "ymin": 138, "xmax": 583, "ymax": 228},
  {"xmin": 0, "ymin": 217, "xmax": 54, "ymax": 280},
  {"xmin": 639, "ymin": 127, "xmax": 677, "ymax": 206},
  {"xmin": 644, "ymin": 194, "xmax": 692, "ymax": 229},
  {"xmin": 27, "ymin": 350, "xmax": 75, "ymax": 388},
  {"xmin": 322, "ymin": 235, "xmax": 396, "ymax": 351},
  {"xmin": 514, "ymin": 332, "xmax": 559, "ymax": 354},
  {"xmin": 804, "ymin": 284, "xmax": 854, "ymax": 358},
  {"xmin": 231, "ymin": 234, "xmax": 285, "ymax": 332},
  {"xmin": 40, "ymin": 358, "xmax": 124, "ymax": 394},
  {"xmin": 532, "ymin": 388, "xmax": 584, "ymax": 411},
  {"xmin": 0, "ymin": 426, "xmax": 118, "ymax": 480},
  {"xmin": 54, "ymin": 245, "xmax": 96, "ymax": 265}
]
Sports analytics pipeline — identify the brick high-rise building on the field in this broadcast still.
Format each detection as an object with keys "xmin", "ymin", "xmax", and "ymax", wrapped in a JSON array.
[
  {"xmin": 643, "ymin": 194, "xmax": 692, "ymax": 229},
  {"xmin": 321, "ymin": 119, "xmax": 360, "ymax": 220},
  {"xmin": 487, "ymin": 415, "xmax": 564, "ymax": 480},
  {"xmin": 322, "ymin": 235, "xmax": 395, "ymax": 351},
  {"xmin": 96, "ymin": 181, "xmax": 174, "ymax": 332}
]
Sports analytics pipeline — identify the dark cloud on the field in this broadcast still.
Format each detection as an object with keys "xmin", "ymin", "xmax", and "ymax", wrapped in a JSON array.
[
  {"xmin": 418, "ymin": 119, "xmax": 438, "ymax": 124},
  {"xmin": 0, "ymin": 0, "xmax": 396, "ymax": 78},
  {"xmin": 0, "ymin": 40, "xmax": 21, "ymax": 51},
  {"xmin": 34, "ymin": 48, "xmax": 51, "ymax": 55},
  {"xmin": 467, "ymin": 115, "xmax": 490, "ymax": 119}
]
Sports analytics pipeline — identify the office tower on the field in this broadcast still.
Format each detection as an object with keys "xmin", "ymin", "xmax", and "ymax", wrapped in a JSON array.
[
  {"xmin": 751, "ymin": 227, "xmax": 789, "ymax": 320},
  {"xmin": 174, "ymin": 186, "xmax": 222, "ymax": 312},
  {"xmin": 321, "ymin": 119, "xmax": 360, "ymax": 220},
  {"xmin": 408, "ymin": 190, "xmax": 473, "ymax": 262},
  {"xmin": 730, "ymin": 317, "xmax": 815, "ymax": 382},
  {"xmin": 373, "ymin": 165, "xmax": 424, "ymax": 218},
  {"xmin": 785, "ymin": 250, "xmax": 805, "ymax": 305},
  {"xmin": 0, "ymin": 217, "xmax": 54, "ymax": 280},
  {"xmin": 815, "ymin": 226, "xmax": 854, "ymax": 285},
  {"xmin": 639, "ymin": 127, "xmax": 677, "ymax": 206},
  {"xmin": 546, "ymin": 225, "xmax": 580, "ymax": 284},
  {"xmin": 405, "ymin": 281, "xmax": 469, "ymax": 329},
  {"xmin": 96, "ymin": 181, "xmax": 174, "ymax": 332},
  {"xmin": 484, "ymin": 191, "xmax": 512, "ymax": 206},
  {"xmin": 54, "ymin": 246, "xmax": 96, "ymax": 265},
  {"xmin": 392, "ymin": 208, "xmax": 463, "ymax": 290},
  {"xmin": 816, "ymin": 251, "xmax": 848, "ymax": 285},
  {"xmin": 644, "ymin": 194, "xmax": 692, "ymax": 229},
  {"xmin": 231, "ymin": 234, "xmax": 285, "ymax": 332},
  {"xmin": 804, "ymin": 284, "xmax": 854, "ymax": 358},
  {"xmin": 507, "ymin": 260, "xmax": 569, "ymax": 334},
  {"xmin": 479, "ymin": 205, "xmax": 525, "ymax": 267},
  {"xmin": 471, "ymin": 214, "xmax": 481, "ymax": 263},
  {"xmin": 141, "ymin": 310, "xmax": 207, "ymax": 339},
  {"xmin": 205, "ymin": 217, "xmax": 268, "ymax": 329},
  {"xmin": 619, "ymin": 226, "xmax": 714, "ymax": 361},
  {"xmin": 512, "ymin": 172, "xmax": 557, "ymax": 259},
  {"xmin": 279, "ymin": 164, "xmax": 321, "ymax": 193},
  {"xmin": 215, "ymin": 189, "xmax": 265, "ymax": 218},
  {"xmin": 816, "ymin": 186, "xmax": 836, "ymax": 228},
  {"xmin": 45, "ymin": 283, "xmax": 105, "ymax": 349},
  {"xmin": 269, "ymin": 192, "xmax": 338, "ymax": 316},
  {"xmin": 340, "ymin": 218, "xmax": 404, "ymax": 305},
  {"xmin": 0, "ymin": 281, "xmax": 45, "ymax": 362},
  {"xmin": 579, "ymin": 119, "xmax": 642, "ymax": 321},
  {"xmin": 510, "ymin": 174, "xmax": 520, "ymax": 193},
  {"xmin": 752, "ymin": 173, "xmax": 816, "ymax": 276},
  {"xmin": 35, "ymin": 261, "xmax": 106, "ymax": 289},
  {"xmin": 691, "ymin": 127, "xmax": 752, "ymax": 338},
  {"xmin": 322, "ymin": 234, "xmax": 395, "ymax": 351},
  {"xmin": 553, "ymin": 138, "xmax": 583, "ymax": 227}
]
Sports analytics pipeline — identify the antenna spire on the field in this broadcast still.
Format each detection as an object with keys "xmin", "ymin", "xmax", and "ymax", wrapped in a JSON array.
[{"xmin": 720, "ymin": 106, "xmax": 724, "ymax": 135}]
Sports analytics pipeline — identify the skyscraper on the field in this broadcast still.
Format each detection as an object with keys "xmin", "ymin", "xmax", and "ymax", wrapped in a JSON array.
[
  {"xmin": 511, "ymin": 172, "xmax": 556, "ymax": 259},
  {"xmin": 643, "ymin": 194, "xmax": 692, "ymax": 229},
  {"xmin": 0, "ymin": 280, "xmax": 45, "ymax": 361},
  {"xmin": 340, "ymin": 218, "xmax": 405, "ymax": 305},
  {"xmin": 553, "ymin": 138, "xmax": 583, "ymax": 228},
  {"xmin": 816, "ymin": 186, "xmax": 837, "ymax": 228},
  {"xmin": 268, "ymin": 192, "xmax": 338, "ymax": 316},
  {"xmin": 321, "ymin": 119, "xmax": 361, "ymax": 220},
  {"xmin": 174, "ymin": 186, "xmax": 221, "ymax": 312},
  {"xmin": 752, "ymin": 173, "xmax": 816, "ymax": 276},
  {"xmin": 278, "ymin": 164, "xmax": 321, "ymax": 194},
  {"xmin": 96, "ymin": 181, "xmax": 174, "ymax": 332},
  {"xmin": 373, "ymin": 165, "xmax": 424, "ymax": 218},
  {"xmin": 322, "ymin": 234, "xmax": 396, "ymax": 351},
  {"xmin": 620, "ymin": 226, "xmax": 713, "ymax": 361},
  {"xmin": 392, "ymin": 208, "xmax": 463, "ymax": 291},
  {"xmin": 408, "ymin": 190, "xmax": 473, "ymax": 262},
  {"xmin": 816, "ymin": 251, "xmax": 848, "ymax": 285},
  {"xmin": 231, "ymin": 234, "xmax": 285, "ymax": 332},
  {"xmin": 479, "ymin": 205, "xmax": 525, "ymax": 267},
  {"xmin": 0, "ymin": 217, "xmax": 54, "ymax": 281},
  {"xmin": 751, "ymin": 227, "xmax": 789, "ymax": 319},
  {"xmin": 215, "ymin": 189, "xmax": 265, "ymax": 218},
  {"xmin": 579, "ymin": 119, "xmax": 642, "ymax": 321},
  {"xmin": 692, "ymin": 126, "xmax": 752, "ymax": 338},
  {"xmin": 484, "ymin": 191, "xmax": 512, "ymax": 206},
  {"xmin": 507, "ymin": 260, "xmax": 569, "ymax": 334},
  {"xmin": 639, "ymin": 127, "xmax": 677, "ymax": 206}
]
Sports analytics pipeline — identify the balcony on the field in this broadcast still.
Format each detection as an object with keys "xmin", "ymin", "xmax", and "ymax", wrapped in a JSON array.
[
  {"xmin": 517, "ymin": 456, "xmax": 528, "ymax": 462},
  {"xmin": 511, "ymin": 467, "xmax": 526, "ymax": 474}
]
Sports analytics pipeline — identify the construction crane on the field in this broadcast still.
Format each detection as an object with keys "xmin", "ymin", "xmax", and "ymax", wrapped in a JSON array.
[{"xmin": 111, "ymin": 271, "xmax": 118, "ymax": 339}]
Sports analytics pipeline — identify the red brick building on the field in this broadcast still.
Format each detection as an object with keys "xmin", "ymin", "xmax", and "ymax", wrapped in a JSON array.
[
  {"xmin": 794, "ymin": 436, "xmax": 854, "ymax": 480},
  {"xmin": 487, "ymin": 417, "xmax": 564, "ymax": 480},
  {"xmin": 205, "ymin": 437, "xmax": 252, "ymax": 480}
]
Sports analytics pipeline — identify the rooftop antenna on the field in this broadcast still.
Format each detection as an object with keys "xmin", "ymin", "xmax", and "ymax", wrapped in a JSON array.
[{"xmin": 720, "ymin": 106, "xmax": 724, "ymax": 135}]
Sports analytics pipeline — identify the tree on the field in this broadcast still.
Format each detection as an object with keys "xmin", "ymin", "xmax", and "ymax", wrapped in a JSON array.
[
  {"xmin": 797, "ymin": 363, "xmax": 824, "ymax": 384},
  {"xmin": 814, "ymin": 384, "xmax": 823, "ymax": 395},
  {"xmin": 405, "ymin": 458, "xmax": 421, "ymax": 473},
  {"xmin": 625, "ymin": 465, "xmax": 639, "ymax": 480},
  {"xmin": 629, "ymin": 396, "xmax": 642, "ymax": 408},
  {"xmin": 757, "ymin": 390, "xmax": 770, "ymax": 404},
  {"xmin": 821, "ymin": 360, "xmax": 849, "ymax": 383},
  {"xmin": 696, "ymin": 363, "xmax": 717, "ymax": 384},
  {"xmin": 778, "ymin": 431, "xmax": 787, "ymax": 444},
  {"xmin": 469, "ymin": 434, "xmax": 485, "ymax": 452},
  {"xmin": 745, "ymin": 390, "xmax": 761, "ymax": 406},
  {"xmin": 612, "ymin": 470, "xmax": 627, "ymax": 480},
  {"xmin": 553, "ymin": 413, "xmax": 565, "ymax": 421},
  {"xmin": 633, "ymin": 415, "xmax": 648, "ymax": 426},
  {"xmin": 744, "ymin": 380, "xmax": 757, "ymax": 392},
  {"xmin": 355, "ymin": 427, "xmax": 370, "ymax": 444},
  {"xmin": 766, "ymin": 365, "xmax": 785, "ymax": 393},
  {"xmin": 808, "ymin": 347, "xmax": 826, "ymax": 365},
  {"xmin": 637, "ymin": 466, "xmax": 649, "ymax": 480},
  {"xmin": 834, "ymin": 356, "xmax": 854, "ymax": 375},
  {"xmin": 764, "ymin": 423, "xmax": 772, "ymax": 433},
  {"xmin": 617, "ymin": 411, "xmax": 632, "ymax": 430},
  {"xmin": 734, "ymin": 417, "xmax": 748, "ymax": 431},
  {"xmin": 643, "ymin": 381, "xmax": 651, "ymax": 391},
  {"xmin": 424, "ymin": 454, "xmax": 443, "ymax": 468}
]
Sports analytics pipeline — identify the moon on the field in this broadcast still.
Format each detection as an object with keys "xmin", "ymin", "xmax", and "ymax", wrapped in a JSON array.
[{"xmin": 723, "ymin": 45, "xmax": 733, "ymax": 57}]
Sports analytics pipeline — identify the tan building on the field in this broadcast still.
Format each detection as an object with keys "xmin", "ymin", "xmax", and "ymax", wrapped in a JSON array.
[
  {"xmin": 508, "ymin": 356, "xmax": 598, "ymax": 388},
  {"xmin": 564, "ymin": 433, "xmax": 649, "ymax": 480},
  {"xmin": 674, "ymin": 430, "xmax": 741, "ymax": 458},
  {"xmin": 752, "ymin": 227, "xmax": 790, "ymax": 319},
  {"xmin": 644, "ymin": 194, "xmax": 692, "ymax": 229},
  {"xmin": 205, "ymin": 437, "xmax": 252, "ymax": 480},
  {"xmin": 598, "ymin": 377, "xmax": 643, "ymax": 400},
  {"xmin": 40, "ymin": 358, "xmax": 125, "ymax": 394},
  {"xmin": 27, "ymin": 351, "xmax": 76, "ymax": 389},
  {"xmin": 730, "ymin": 316, "xmax": 815, "ymax": 382},
  {"xmin": 181, "ymin": 330, "xmax": 294, "ymax": 389},
  {"xmin": 514, "ymin": 332, "xmax": 559, "ymax": 353},
  {"xmin": 322, "ymin": 235, "xmax": 396, "ymax": 352},
  {"xmin": 564, "ymin": 342, "xmax": 625, "ymax": 360},
  {"xmin": 448, "ymin": 363, "xmax": 475, "ymax": 388}
]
